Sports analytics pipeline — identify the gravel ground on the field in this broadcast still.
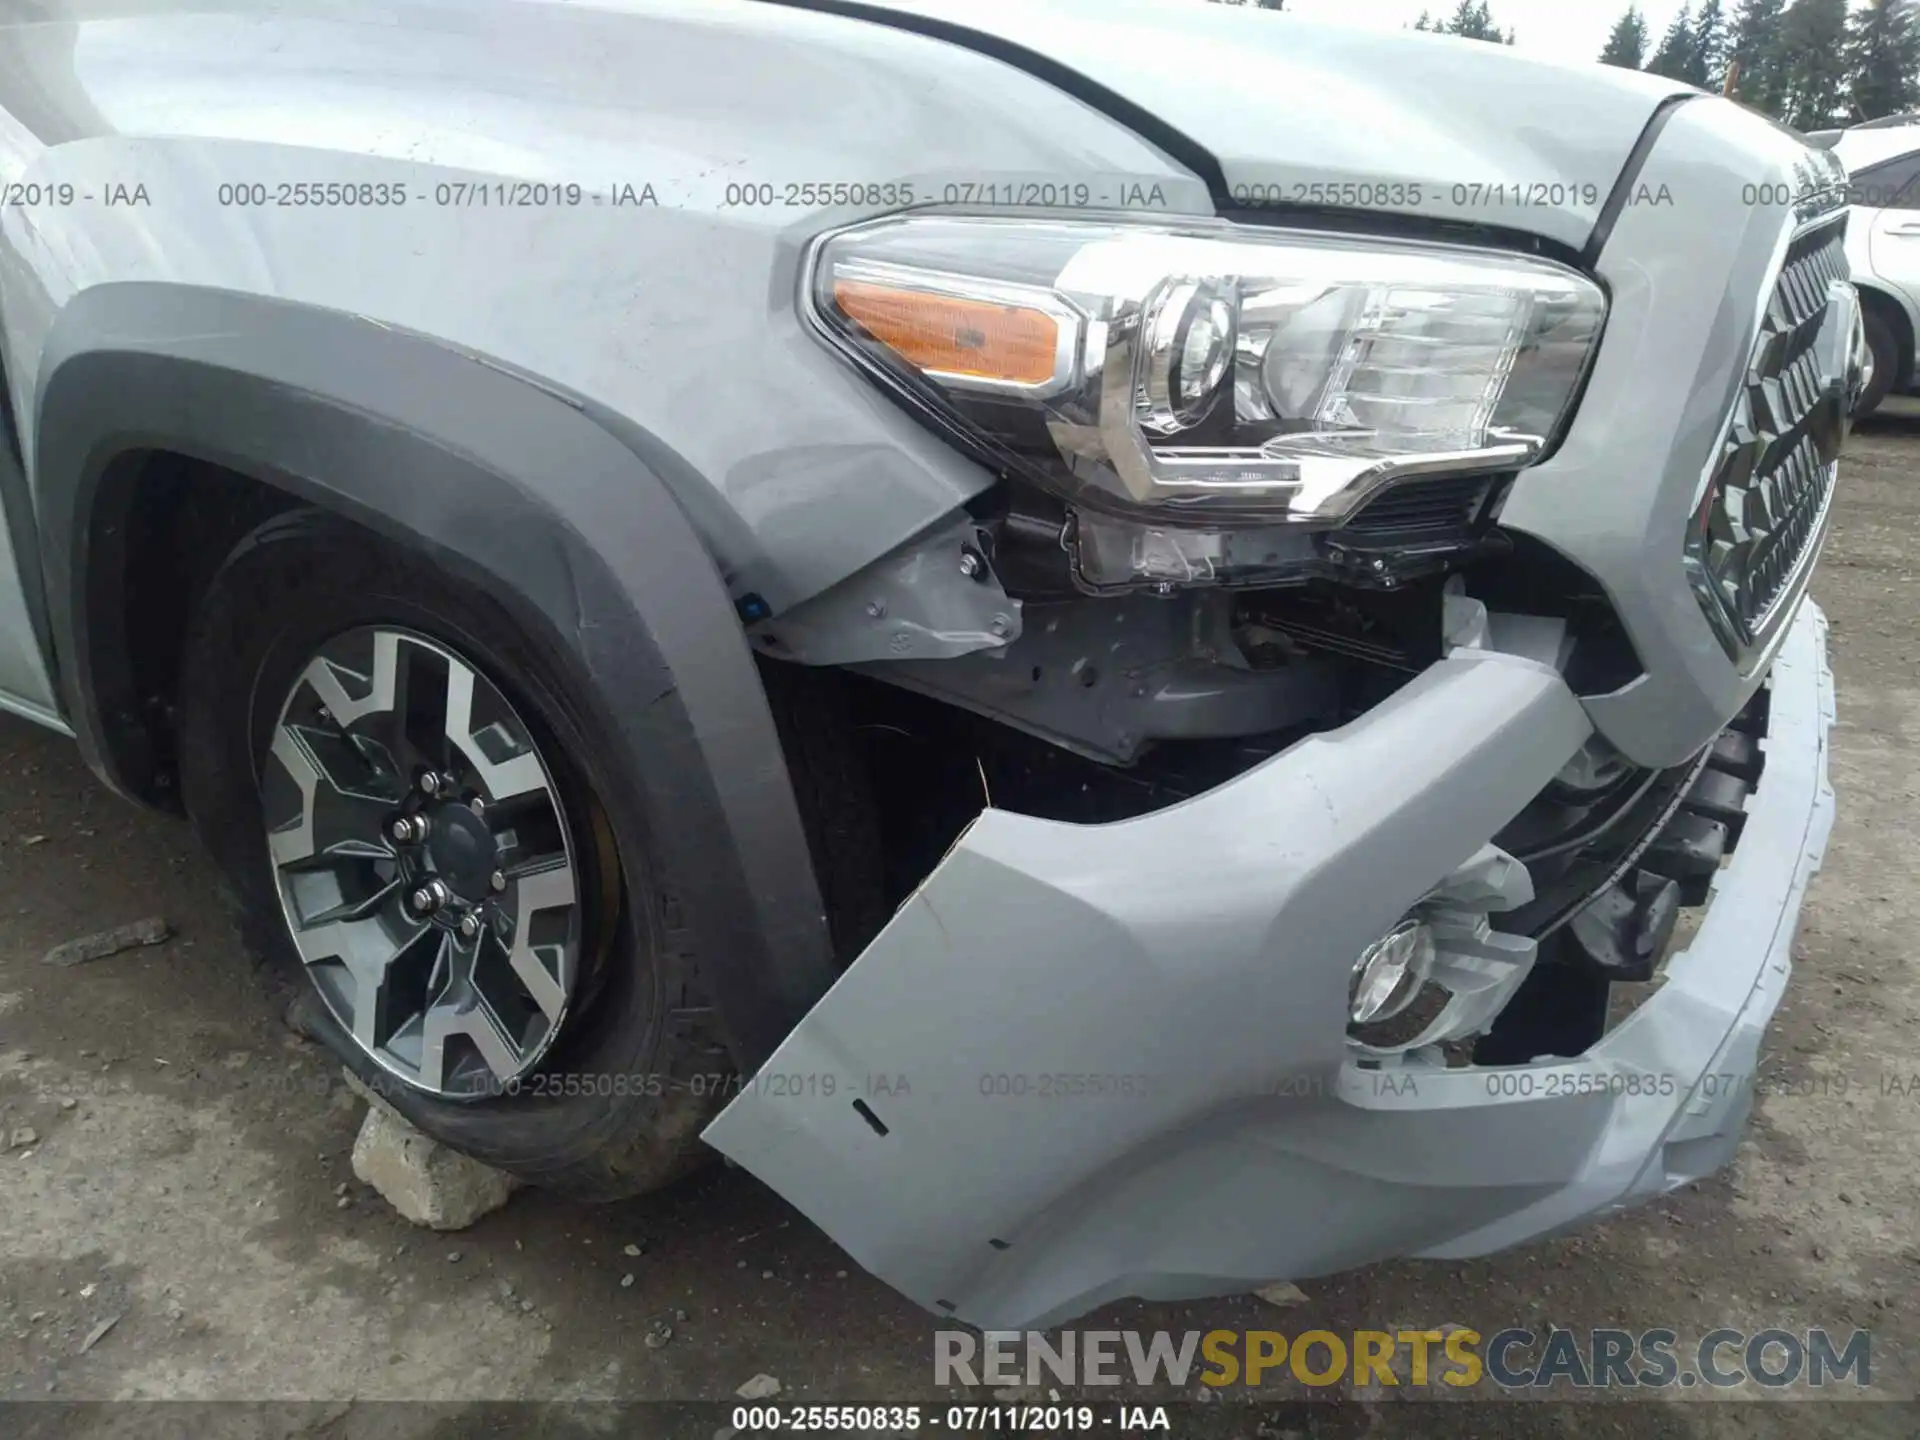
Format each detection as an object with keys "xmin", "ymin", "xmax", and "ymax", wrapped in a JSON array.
[{"xmin": 2, "ymin": 417, "xmax": 1918, "ymax": 1438}]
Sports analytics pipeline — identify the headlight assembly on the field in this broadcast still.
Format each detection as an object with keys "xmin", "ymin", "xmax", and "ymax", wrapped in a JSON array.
[{"xmin": 807, "ymin": 215, "xmax": 1607, "ymax": 535}]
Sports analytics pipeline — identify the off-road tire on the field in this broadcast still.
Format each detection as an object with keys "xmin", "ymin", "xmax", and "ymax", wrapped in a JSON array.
[
  {"xmin": 1858, "ymin": 306, "xmax": 1897, "ymax": 419},
  {"xmin": 176, "ymin": 508, "xmax": 875, "ymax": 1199}
]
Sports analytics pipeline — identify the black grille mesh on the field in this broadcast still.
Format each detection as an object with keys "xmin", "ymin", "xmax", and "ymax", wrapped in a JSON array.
[{"xmin": 1344, "ymin": 474, "xmax": 1491, "ymax": 535}]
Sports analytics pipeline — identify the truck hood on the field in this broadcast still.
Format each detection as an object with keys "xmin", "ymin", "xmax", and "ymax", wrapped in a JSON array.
[{"xmin": 798, "ymin": 0, "xmax": 1697, "ymax": 251}]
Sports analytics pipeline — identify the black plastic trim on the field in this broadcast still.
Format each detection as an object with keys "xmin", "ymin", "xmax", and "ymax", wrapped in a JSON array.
[
  {"xmin": 1581, "ymin": 92, "xmax": 1698, "ymax": 269},
  {"xmin": 31, "ymin": 283, "xmax": 837, "ymax": 1070},
  {"xmin": 1222, "ymin": 204, "xmax": 1590, "ymax": 271}
]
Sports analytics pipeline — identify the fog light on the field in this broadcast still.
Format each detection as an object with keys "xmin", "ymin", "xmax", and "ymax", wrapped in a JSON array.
[{"xmin": 1348, "ymin": 919, "xmax": 1436, "ymax": 1025}]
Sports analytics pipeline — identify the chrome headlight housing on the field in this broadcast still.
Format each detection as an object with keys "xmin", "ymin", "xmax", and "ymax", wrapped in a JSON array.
[{"xmin": 806, "ymin": 215, "xmax": 1607, "ymax": 526}]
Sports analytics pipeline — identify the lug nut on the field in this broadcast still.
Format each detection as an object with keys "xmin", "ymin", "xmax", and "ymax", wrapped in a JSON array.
[
  {"xmin": 418, "ymin": 771, "xmax": 453, "ymax": 797},
  {"xmin": 409, "ymin": 880, "xmax": 451, "ymax": 915},
  {"xmin": 958, "ymin": 550, "xmax": 983, "ymax": 580},
  {"xmin": 469, "ymin": 797, "xmax": 486, "ymax": 818},
  {"xmin": 490, "ymin": 870, "xmax": 508, "ymax": 894},
  {"xmin": 390, "ymin": 814, "xmax": 429, "ymax": 844},
  {"xmin": 456, "ymin": 913, "xmax": 481, "ymax": 941}
]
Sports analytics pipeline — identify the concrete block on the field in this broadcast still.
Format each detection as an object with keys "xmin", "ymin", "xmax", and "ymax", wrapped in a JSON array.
[{"xmin": 345, "ymin": 1069, "xmax": 520, "ymax": 1230}]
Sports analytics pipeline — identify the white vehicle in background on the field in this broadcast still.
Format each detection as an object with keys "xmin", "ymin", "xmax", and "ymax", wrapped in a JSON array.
[{"xmin": 1828, "ymin": 120, "xmax": 1920, "ymax": 414}]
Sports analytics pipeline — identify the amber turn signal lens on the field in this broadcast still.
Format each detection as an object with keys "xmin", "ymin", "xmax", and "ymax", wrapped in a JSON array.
[{"xmin": 833, "ymin": 278, "xmax": 1059, "ymax": 386}]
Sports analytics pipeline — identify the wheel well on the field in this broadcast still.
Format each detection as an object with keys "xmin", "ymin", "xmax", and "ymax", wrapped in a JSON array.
[
  {"xmin": 1858, "ymin": 284, "xmax": 1913, "ymax": 392},
  {"xmin": 85, "ymin": 451, "xmax": 304, "ymax": 808}
]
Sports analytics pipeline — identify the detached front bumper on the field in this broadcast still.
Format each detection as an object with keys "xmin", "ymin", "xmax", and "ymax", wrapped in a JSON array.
[{"xmin": 705, "ymin": 601, "xmax": 1835, "ymax": 1331}]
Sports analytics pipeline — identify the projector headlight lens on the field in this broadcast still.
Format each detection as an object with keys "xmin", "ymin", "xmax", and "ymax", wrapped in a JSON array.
[{"xmin": 808, "ymin": 215, "xmax": 1606, "ymax": 524}]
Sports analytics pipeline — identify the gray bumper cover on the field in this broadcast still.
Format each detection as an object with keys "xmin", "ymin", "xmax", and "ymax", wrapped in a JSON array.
[{"xmin": 705, "ymin": 602, "xmax": 1835, "ymax": 1330}]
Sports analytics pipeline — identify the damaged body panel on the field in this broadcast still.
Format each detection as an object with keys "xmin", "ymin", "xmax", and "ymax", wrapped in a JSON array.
[
  {"xmin": 705, "ymin": 35, "xmax": 1852, "ymax": 1327},
  {"xmin": 706, "ymin": 645, "xmax": 1596, "ymax": 1327},
  {"xmin": 707, "ymin": 602, "xmax": 1833, "ymax": 1332},
  {"xmin": 766, "ymin": 551, "xmax": 1340, "ymax": 763}
]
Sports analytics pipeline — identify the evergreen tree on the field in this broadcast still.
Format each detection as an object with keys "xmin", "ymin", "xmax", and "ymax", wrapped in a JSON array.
[
  {"xmin": 1423, "ymin": 0, "xmax": 1514, "ymax": 42},
  {"xmin": 1779, "ymin": 0, "xmax": 1854, "ymax": 128},
  {"xmin": 1690, "ymin": 0, "xmax": 1730, "ymax": 87},
  {"xmin": 1600, "ymin": 6, "xmax": 1651, "ymax": 67},
  {"xmin": 1648, "ymin": 4, "xmax": 1696, "ymax": 78},
  {"xmin": 1728, "ymin": 0, "xmax": 1790, "ymax": 114},
  {"xmin": 1847, "ymin": 0, "xmax": 1920, "ymax": 120}
]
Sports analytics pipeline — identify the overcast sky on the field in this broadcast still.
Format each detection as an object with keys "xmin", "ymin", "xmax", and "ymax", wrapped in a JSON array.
[{"xmin": 1274, "ymin": 0, "xmax": 1733, "ymax": 70}]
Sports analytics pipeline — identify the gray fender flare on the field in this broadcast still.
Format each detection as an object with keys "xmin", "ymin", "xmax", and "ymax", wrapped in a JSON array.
[{"xmin": 31, "ymin": 282, "xmax": 836, "ymax": 1069}]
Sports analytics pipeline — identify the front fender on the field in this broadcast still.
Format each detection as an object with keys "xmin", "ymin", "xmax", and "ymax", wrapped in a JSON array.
[{"xmin": 33, "ymin": 281, "xmax": 837, "ymax": 1069}]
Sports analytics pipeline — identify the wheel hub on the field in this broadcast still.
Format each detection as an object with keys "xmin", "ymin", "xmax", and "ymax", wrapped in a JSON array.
[
  {"xmin": 259, "ymin": 626, "xmax": 585, "ymax": 1099},
  {"xmin": 424, "ymin": 802, "xmax": 499, "ymax": 901}
]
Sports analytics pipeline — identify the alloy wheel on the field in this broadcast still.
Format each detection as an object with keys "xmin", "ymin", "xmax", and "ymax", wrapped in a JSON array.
[{"xmin": 260, "ymin": 627, "xmax": 584, "ymax": 1098}]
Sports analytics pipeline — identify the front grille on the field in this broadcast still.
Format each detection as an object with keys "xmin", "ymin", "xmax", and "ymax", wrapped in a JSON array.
[
  {"xmin": 1687, "ymin": 214, "xmax": 1847, "ymax": 654},
  {"xmin": 1344, "ymin": 474, "xmax": 1493, "ymax": 535}
]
